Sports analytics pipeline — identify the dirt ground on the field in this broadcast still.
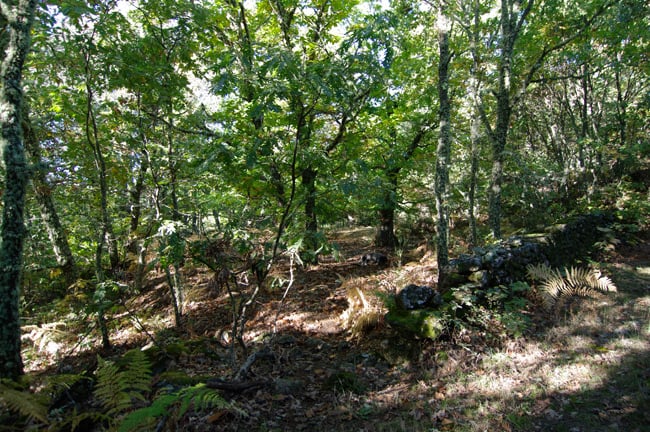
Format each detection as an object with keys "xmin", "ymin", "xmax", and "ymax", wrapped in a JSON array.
[{"xmin": 23, "ymin": 228, "xmax": 650, "ymax": 431}]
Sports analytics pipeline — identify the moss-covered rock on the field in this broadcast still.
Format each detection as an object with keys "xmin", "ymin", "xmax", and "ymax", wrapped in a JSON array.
[
  {"xmin": 385, "ymin": 308, "xmax": 447, "ymax": 340},
  {"xmin": 439, "ymin": 211, "xmax": 615, "ymax": 291}
]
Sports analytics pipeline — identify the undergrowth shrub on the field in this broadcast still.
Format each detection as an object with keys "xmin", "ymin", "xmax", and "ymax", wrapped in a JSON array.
[
  {"xmin": 0, "ymin": 348, "xmax": 241, "ymax": 431},
  {"xmin": 445, "ymin": 282, "xmax": 532, "ymax": 341},
  {"xmin": 382, "ymin": 282, "xmax": 532, "ymax": 342},
  {"xmin": 340, "ymin": 286, "xmax": 384, "ymax": 337}
]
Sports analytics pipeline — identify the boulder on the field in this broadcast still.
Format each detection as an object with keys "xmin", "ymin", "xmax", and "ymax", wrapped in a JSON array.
[
  {"xmin": 395, "ymin": 284, "xmax": 442, "ymax": 310},
  {"xmin": 360, "ymin": 252, "xmax": 388, "ymax": 267},
  {"xmin": 385, "ymin": 308, "xmax": 447, "ymax": 340}
]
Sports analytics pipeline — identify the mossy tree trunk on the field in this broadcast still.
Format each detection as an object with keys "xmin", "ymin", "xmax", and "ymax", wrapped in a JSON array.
[
  {"xmin": 22, "ymin": 105, "xmax": 77, "ymax": 285},
  {"xmin": 467, "ymin": 0, "xmax": 481, "ymax": 247},
  {"xmin": 434, "ymin": 0, "xmax": 452, "ymax": 279},
  {"xmin": 0, "ymin": 0, "xmax": 37, "ymax": 381},
  {"xmin": 375, "ymin": 168, "xmax": 399, "ymax": 249},
  {"xmin": 484, "ymin": 0, "xmax": 533, "ymax": 240}
]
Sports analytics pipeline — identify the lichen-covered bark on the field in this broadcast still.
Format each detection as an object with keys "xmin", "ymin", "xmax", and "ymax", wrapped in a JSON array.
[
  {"xmin": 435, "ymin": 0, "xmax": 452, "ymax": 277},
  {"xmin": 0, "ymin": 0, "xmax": 37, "ymax": 380},
  {"xmin": 22, "ymin": 106, "xmax": 76, "ymax": 283},
  {"xmin": 375, "ymin": 168, "xmax": 399, "ymax": 249},
  {"xmin": 486, "ymin": 0, "xmax": 533, "ymax": 240}
]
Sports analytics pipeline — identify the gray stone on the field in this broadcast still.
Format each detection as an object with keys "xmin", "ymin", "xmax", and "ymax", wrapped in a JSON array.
[
  {"xmin": 360, "ymin": 252, "xmax": 388, "ymax": 266},
  {"xmin": 395, "ymin": 284, "xmax": 442, "ymax": 310}
]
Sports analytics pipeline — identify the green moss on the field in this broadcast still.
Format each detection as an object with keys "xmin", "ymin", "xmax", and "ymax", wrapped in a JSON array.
[
  {"xmin": 158, "ymin": 371, "xmax": 204, "ymax": 386},
  {"xmin": 164, "ymin": 342, "xmax": 189, "ymax": 357},
  {"xmin": 385, "ymin": 308, "xmax": 447, "ymax": 340}
]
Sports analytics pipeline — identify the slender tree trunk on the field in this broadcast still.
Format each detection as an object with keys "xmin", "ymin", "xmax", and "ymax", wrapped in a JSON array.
[
  {"xmin": 82, "ymin": 34, "xmax": 117, "ymax": 349},
  {"xmin": 22, "ymin": 106, "xmax": 76, "ymax": 284},
  {"xmin": 486, "ymin": 0, "xmax": 533, "ymax": 239},
  {"xmin": 302, "ymin": 165, "xmax": 319, "ymax": 262},
  {"xmin": 0, "ymin": 0, "xmax": 37, "ymax": 380},
  {"xmin": 127, "ymin": 156, "xmax": 147, "ymax": 243},
  {"xmin": 614, "ymin": 63, "xmax": 627, "ymax": 149},
  {"xmin": 127, "ymin": 93, "xmax": 150, "ymax": 246},
  {"xmin": 467, "ymin": 0, "xmax": 481, "ymax": 247},
  {"xmin": 435, "ymin": 0, "xmax": 452, "ymax": 280},
  {"xmin": 488, "ymin": 3, "xmax": 512, "ymax": 241},
  {"xmin": 375, "ymin": 169, "xmax": 399, "ymax": 249},
  {"xmin": 83, "ymin": 47, "xmax": 119, "ymax": 272},
  {"xmin": 166, "ymin": 112, "xmax": 181, "ymax": 222}
]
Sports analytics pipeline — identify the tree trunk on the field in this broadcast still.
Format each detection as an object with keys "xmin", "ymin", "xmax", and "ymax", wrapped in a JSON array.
[
  {"xmin": 0, "ymin": 0, "xmax": 37, "ymax": 380},
  {"xmin": 302, "ymin": 165, "xmax": 319, "ymax": 263},
  {"xmin": 166, "ymin": 113, "xmax": 181, "ymax": 222},
  {"xmin": 83, "ymin": 42, "xmax": 119, "ymax": 272},
  {"xmin": 375, "ymin": 169, "xmax": 399, "ymax": 249},
  {"xmin": 22, "ymin": 108, "xmax": 77, "ymax": 284},
  {"xmin": 467, "ymin": 0, "xmax": 481, "ymax": 247},
  {"xmin": 127, "ymin": 94, "xmax": 150, "ymax": 245},
  {"xmin": 126, "ymin": 154, "xmax": 147, "ymax": 248},
  {"xmin": 435, "ymin": 0, "xmax": 452, "ymax": 279},
  {"xmin": 486, "ymin": 0, "xmax": 533, "ymax": 239}
]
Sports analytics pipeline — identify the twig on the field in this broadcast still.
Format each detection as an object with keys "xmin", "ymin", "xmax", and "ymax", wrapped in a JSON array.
[
  {"xmin": 234, "ymin": 345, "xmax": 275, "ymax": 381},
  {"xmin": 205, "ymin": 378, "xmax": 270, "ymax": 393}
]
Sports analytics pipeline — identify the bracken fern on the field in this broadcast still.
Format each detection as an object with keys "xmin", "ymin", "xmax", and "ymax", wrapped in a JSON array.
[
  {"xmin": 0, "ymin": 380, "xmax": 49, "ymax": 426},
  {"xmin": 94, "ymin": 349, "xmax": 151, "ymax": 419},
  {"xmin": 340, "ymin": 286, "xmax": 383, "ymax": 337},
  {"xmin": 526, "ymin": 263, "xmax": 617, "ymax": 309},
  {"xmin": 118, "ymin": 384, "xmax": 242, "ymax": 432}
]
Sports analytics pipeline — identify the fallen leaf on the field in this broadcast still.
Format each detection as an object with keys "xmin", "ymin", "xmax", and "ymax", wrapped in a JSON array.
[{"xmin": 207, "ymin": 409, "xmax": 230, "ymax": 423}]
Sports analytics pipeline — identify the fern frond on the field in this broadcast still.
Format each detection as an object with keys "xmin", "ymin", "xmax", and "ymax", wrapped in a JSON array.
[
  {"xmin": 118, "ymin": 394, "xmax": 177, "ymax": 432},
  {"xmin": 340, "ymin": 286, "xmax": 383, "ymax": 337},
  {"xmin": 46, "ymin": 373, "xmax": 88, "ymax": 397},
  {"xmin": 178, "ymin": 384, "xmax": 237, "ymax": 417},
  {"xmin": 95, "ymin": 356, "xmax": 132, "ymax": 417},
  {"xmin": 119, "ymin": 349, "xmax": 152, "ymax": 395},
  {"xmin": 117, "ymin": 384, "xmax": 243, "ymax": 432},
  {"xmin": 526, "ymin": 263, "xmax": 617, "ymax": 309},
  {"xmin": 526, "ymin": 263, "xmax": 559, "ymax": 282},
  {"xmin": 95, "ymin": 349, "xmax": 152, "ymax": 418},
  {"xmin": 0, "ymin": 382, "xmax": 49, "ymax": 425}
]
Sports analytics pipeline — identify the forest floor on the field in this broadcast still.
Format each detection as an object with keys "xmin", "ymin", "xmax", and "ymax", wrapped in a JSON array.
[{"xmin": 24, "ymin": 228, "xmax": 650, "ymax": 432}]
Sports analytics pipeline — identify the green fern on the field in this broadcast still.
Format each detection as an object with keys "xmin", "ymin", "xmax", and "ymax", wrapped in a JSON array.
[
  {"xmin": 118, "ymin": 384, "xmax": 242, "ymax": 432},
  {"xmin": 117, "ymin": 394, "xmax": 176, "ymax": 432},
  {"xmin": 0, "ymin": 380, "xmax": 49, "ymax": 426},
  {"xmin": 46, "ymin": 373, "xmax": 89, "ymax": 398},
  {"xmin": 94, "ymin": 349, "xmax": 151, "ymax": 418},
  {"xmin": 526, "ymin": 263, "xmax": 617, "ymax": 309}
]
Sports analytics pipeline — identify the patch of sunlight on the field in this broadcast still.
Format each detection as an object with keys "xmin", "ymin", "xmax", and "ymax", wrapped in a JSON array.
[
  {"xmin": 564, "ymin": 335, "xmax": 595, "ymax": 352},
  {"xmin": 541, "ymin": 362, "xmax": 603, "ymax": 392},
  {"xmin": 636, "ymin": 266, "xmax": 650, "ymax": 276},
  {"xmin": 634, "ymin": 296, "xmax": 650, "ymax": 312},
  {"xmin": 481, "ymin": 352, "xmax": 516, "ymax": 371},
  {"xmin": 613, "ymin": 337, "xmax": 650, "ymax": 351},
  {"xmin": 465, "ymin": 373, "xmax": 523, "ymax": 398},
  {"xmin": 332, "ymin": 226, "xmax": 375, "ymax": 242},
  {"xmin": 273, "ymin": 311, "xmax": 343, "ymax": 335},
  {"xmin": 506, "ymin": 343, "xmax": 548, "ymax": 367}
]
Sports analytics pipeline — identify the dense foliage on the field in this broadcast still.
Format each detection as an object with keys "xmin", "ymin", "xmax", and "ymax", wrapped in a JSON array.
[{"xmin": 1, "ymin": 0, "xmax": 648, "ymax": 382}]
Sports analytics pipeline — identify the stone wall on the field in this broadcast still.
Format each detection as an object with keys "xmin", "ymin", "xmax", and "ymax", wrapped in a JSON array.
[{"xmin": 439, "ymin": 211, "xmax": 615, "ymax": 291}]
